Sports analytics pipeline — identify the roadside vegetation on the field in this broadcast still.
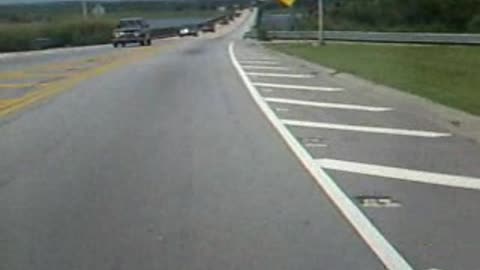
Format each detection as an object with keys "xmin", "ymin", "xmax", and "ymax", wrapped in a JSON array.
[
  {"xmin": 0, "ymin": 1, "xmax": 231, "ymax": 52},
  {"xmin": 261, "ymin": 0, "xmax": 480, "ymax": 33},
  {"xmin": 0, "ymin": 19, "xmax": 116, "ymax": 52},
  {"xmin": 268, "ymin": 43, "xmax": 480, "ymax": 115}
]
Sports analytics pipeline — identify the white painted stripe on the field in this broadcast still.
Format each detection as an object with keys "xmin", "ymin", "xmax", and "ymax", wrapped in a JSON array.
[
  {"xmin": 253, "ymin": 82, "xmax": 343, "ymax": 92},
  {"xmin": 239, "ymin": 60, "xmax": 279, "ymax": 65},
  {"xmin": 247, "ymin": 72, "xmax": 314, "ymax": 79},
  {"xmin": 265, "ymin": 97, "xmax": 393, "ymax": 112},
  {"xmin": 229, "ymin": 42, "xmax": 413, "ymax": 270},
  {"xmin": 242, "ymin": 65, "xmax": 290, "ymax": 71},
  {"xmin": 317, "ymin": 159, "xmax": 480, "ymax": 191},
  {"xmin": 240, "ymin": 57, "xmax": 276, "ymax": 61},
  {"xmin": 283, "ymin": 119, "xmax": 451, "ymax": 138}
]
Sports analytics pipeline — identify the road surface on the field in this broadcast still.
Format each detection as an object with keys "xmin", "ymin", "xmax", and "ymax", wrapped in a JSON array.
[{"xmin": 1, "ymin": 10, "xmax": 480, "ymax": 270}]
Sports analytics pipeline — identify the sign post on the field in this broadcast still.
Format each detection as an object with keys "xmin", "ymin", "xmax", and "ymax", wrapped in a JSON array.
[{"xmin": 318, "ymin": 0, "xmax": 324, "ymax": 45}]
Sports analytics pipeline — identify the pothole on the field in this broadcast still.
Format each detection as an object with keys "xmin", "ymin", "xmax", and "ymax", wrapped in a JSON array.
[
  {"xmin": 355, "ymin": 195, "xmax": 402, "ymax": 208},
  {"xmin": 274, "ymin": 107, "xmax": 289, "ymax": 112},
  {"xmin": 450, "ymin": 120, "xmax": 461, "ymax": 127},
  {"xmin": 298, "ymin": 136, "xmax": 327, "ymax": 148}
]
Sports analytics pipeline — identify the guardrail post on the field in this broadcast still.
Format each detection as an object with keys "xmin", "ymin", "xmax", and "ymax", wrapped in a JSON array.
[{"xmin": 81, "ymin": 1, "xmax": 88, "ymax": 19}]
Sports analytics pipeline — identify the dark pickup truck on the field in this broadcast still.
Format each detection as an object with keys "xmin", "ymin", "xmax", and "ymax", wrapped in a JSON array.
[{"xmin": 112, "ymin": 18, "xmax": 152, "ymax": 47}]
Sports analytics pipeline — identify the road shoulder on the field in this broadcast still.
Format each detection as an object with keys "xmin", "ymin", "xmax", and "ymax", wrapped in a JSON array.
[{"xmin": 260, "ymin": 42, "xmax": 480, "ymax": 144}]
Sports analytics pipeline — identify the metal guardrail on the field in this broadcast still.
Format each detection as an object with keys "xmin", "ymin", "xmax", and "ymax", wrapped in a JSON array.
[
  {"xmin": 246, "ymin": 30, "xmax": 480, "ymax": 45},
  {"xmin": 150, "ymin": 14, "xmax": 232, "ymax": 39}
]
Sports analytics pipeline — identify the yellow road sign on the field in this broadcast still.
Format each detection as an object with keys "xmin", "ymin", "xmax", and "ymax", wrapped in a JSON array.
[{"xmin": 277, "ymin": 0, "xmax": 296, "ymax": 8}]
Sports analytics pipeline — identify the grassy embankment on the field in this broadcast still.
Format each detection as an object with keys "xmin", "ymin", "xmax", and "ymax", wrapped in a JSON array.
[
  {"xmin": 268, "ymin": 43, "xmax": 480, "ymax": 115},
  {"xmin": 0, "ymin": 10, "xmax": 221, "ymax": 53}
]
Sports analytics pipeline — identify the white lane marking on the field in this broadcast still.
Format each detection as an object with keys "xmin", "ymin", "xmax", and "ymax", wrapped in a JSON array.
[
  {"xmin": 253, "ymin": 82, "xmax": 343, "ymax": 92},
  {"xmin": 239, "ymin": 57, "xmax": 276, "ymax": 61},
  {"xmin": 229, "ymin": 42, "xmax": 413, "ymax": 270},
  {"xmin": 265, "ymin": 97, "xmax": 393, "ymax": 112},
  {"xmin": 247, "ymin": 72, "xmax": 314, "ymax": 79},
  {"xmin": 283, "ymin": 119, "xmax": 451, "ymax": 138},
  {"xmin": 317, "ymin": 159, "xmax": 480, "ymax": 191},
  {"xmin": 242, "ymin": 65, "xmax": 290, "ymax": 71},
  {"xmin": 239, "ymin": 60, "xmax": 279, "ymax": 65}
]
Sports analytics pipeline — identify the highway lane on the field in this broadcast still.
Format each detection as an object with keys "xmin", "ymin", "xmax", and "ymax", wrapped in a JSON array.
[
  {"xmin": 0, "ymin": 17, "xmax": 218, "ymax": 73},
  {"xmin": 0, "ymin": 12, "xmax": 385, "ymax": 270}
]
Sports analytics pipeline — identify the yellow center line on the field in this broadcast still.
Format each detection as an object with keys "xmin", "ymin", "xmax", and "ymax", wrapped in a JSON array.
[{"xmin": 0, "ymin": 45, "xmax": 169, "ymax": 118}]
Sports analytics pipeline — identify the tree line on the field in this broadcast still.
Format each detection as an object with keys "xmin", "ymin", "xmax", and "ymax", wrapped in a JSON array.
[{"xmin": 264, "ymin": 0, "xmax": 480, "ymax": 32}]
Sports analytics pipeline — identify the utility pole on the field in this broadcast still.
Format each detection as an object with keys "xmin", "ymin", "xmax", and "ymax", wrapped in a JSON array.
[
  {"xmin": 317, "ymin": 0, "xmax": 324, "ymax": 45},
  {"xmin": 82, "ymin": 1, "xmax": 88, "ymax": 20}
]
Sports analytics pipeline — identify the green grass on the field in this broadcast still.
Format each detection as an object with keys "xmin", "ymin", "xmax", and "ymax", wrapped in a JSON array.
[{"xmin": 268, "ymin": 43, "xmax": 480, "ymax": 115}]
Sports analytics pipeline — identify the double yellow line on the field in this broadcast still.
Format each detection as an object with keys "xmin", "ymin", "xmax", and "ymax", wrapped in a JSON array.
[{"xmin": 0, "ymin": 45, "xmax": 165, "ymax": 118}]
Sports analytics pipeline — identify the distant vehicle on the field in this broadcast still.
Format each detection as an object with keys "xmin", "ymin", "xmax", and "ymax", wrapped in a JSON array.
[
  {"xmin": 31, "ymin": 37, "xmax": 58, "ymax": 50},
  {"xmin": 112, "ymin": 17, "xmax": 152, "ymax": 47},
  {"xmin": 178, "ymin": 25, "xmax": 199, "ymax": 37},
  {"xmin": 234, "ymin": 12, "xmax": 242, "ymax": 17},
  {"xmin": 219, "ymin": 18, "xmax": 230, "ymax": 25},
  {"xmin": 200, "ymin": 23, "xmax": 216, "ymax": 33}
]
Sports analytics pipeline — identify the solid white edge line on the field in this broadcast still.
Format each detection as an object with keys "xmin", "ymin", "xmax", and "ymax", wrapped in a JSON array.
[
  {"xmin": 253, "ymin": 82, "xmax": 343, "ymax": 92},
  {"xmin": 239, "ymin": 58, "xmax": 277, "ymax": 61},
  {"xmin": 239, "ymin": 60, "xmax": 279, "ymax": 65},
  {"xmin": 246, "ymin": 72, "xmax": 315, "ymax": 78},
  {"xmin": 317, "ymin": 159, "xmax": 480, "ymax": 191},
  {"xmin": 228, "ymin": 42, "xmax": 413, "ymax": 270},
  {"xmin": 265, "ymin": 97, "xmax": 393, "ymax": 112},
  {"xmin": 283, "ymin": 119, "xmax": 451, "ymax": 138},
  {"xmin": 242, "ymin": 66, "xmax": 291, "ymax": 71}
]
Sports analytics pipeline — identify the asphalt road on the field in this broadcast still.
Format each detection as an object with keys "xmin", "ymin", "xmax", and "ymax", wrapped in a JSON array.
[
  {"xmin": 0, "ymin": 44, "xmax": 115, "ymax": 73},
  {"xmin": 1, "ymin": 10, "xmax": 480, "ymax": 270}
]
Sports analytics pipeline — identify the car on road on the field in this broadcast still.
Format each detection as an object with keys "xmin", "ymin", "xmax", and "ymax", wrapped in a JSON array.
[
  {"xmin": 200, "ymin": 23, "xmax": 216, "ymax": 33},
  {"xmin": 178, "ymin": 25, "xmax": 199, "ymax": 37},
  {"xmin": 112, "ymin": 18, "xmax": 152, "ymax": 47},
  {"xmin": 219, "ymin": 18, "xmax": 230, "ymax": 25}
]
